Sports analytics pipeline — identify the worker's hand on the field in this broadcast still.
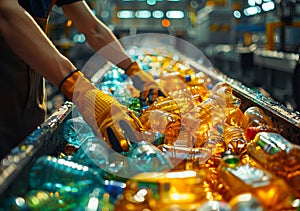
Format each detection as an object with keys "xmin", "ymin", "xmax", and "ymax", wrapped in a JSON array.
[
  {"xmin": 125, "ymin": 62, "xmax": 167, "ymax": 106},
  {"xmin": 59, "ymin": 70, "xmax": 143, "ymax": 152}
]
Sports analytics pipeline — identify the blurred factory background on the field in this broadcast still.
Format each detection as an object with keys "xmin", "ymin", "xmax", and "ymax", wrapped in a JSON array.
[{"xmin": 46, "ymin": 0, "xmax": 300, "ymax": 114}]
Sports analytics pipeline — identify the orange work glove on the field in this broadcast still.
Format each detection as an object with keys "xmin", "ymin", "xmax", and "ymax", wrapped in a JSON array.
[
  {"xmin": 125, "ymin": 62, "xmax": 167, "ymax": 106},
  {"xmin": 59, "ymin": 70, "xmax": 143, "ymax": 152}
]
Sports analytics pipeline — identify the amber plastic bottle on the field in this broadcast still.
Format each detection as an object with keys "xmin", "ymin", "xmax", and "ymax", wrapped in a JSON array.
[
  {"xmin": 217, "ymin": 151, "xmax": 296, "ymax": 210},
  {"xmin": 122, "ymin": 170, "xmax": 211, "ymax": 210},
  {"xmin": 247, "ymin": 131, "xmax": 300, "ymax": 197},
  {"xmin": 222, "ymin": 125, "xmax": 247, "ymax": 155}
]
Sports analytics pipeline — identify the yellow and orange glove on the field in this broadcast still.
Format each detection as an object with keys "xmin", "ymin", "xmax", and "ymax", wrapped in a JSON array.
[
  {"xmin": 59, "ymin": 70, "xmax": 143, "ymax": 152},
  {"xmin": 125, "ymin": 62, "xmax": 167, "ymax": 106}
]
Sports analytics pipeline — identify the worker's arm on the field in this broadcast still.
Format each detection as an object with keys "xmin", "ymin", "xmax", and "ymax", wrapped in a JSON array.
[
  {"xmin": 62, "ymin": 1, "xmax": 167, "ymax": 105},
  {"xmin": 0, "ymin": 0, "xmax": 142, "ymax": 151},
  {"xmin": 0, "ymin": 0, "xmax": 75, "ymax": 87},
  {"xmin": 61, "ymin": 1, "xmax": 133, "ymax": 70}
]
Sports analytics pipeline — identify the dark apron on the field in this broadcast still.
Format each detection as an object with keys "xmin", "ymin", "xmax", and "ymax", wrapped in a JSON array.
[{"xmin": 0, "ymin": 11, "xmax": 53, "ymax": 158}]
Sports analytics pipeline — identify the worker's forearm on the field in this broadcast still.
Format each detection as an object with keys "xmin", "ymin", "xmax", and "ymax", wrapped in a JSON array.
[
  {"xmin": 84, "ymin": 22, "xmax": 133, "ymax": 70},
  {"xmin": 0, "ymin": 2, "xmax": 76, "ymax": 87},
  {"xmin": 62, "ymin": 1, "xmax": 133, "ymax": 70}
]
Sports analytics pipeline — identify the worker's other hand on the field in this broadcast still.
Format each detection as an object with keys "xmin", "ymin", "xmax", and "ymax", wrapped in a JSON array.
[
  {"xmin": 125, "ymin": 62, "xmax": 167, "ymax": 106},
  {"xmin": 59, "ymin": 70, "xmax": 143, "ymax": 152}
]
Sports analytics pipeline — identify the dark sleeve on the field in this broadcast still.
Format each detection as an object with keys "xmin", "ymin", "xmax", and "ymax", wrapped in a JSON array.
[{"xmin": 56, "ymin": 0, "xmax": 83, "ymax": 7}]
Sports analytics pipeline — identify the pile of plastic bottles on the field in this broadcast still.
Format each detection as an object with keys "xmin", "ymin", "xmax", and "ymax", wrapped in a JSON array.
[{"xmin": 2, "ymin": 50, "xmax": 300, "ymax": 211}]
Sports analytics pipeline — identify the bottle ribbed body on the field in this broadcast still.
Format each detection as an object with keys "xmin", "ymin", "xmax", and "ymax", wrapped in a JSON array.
[{"xmin": 223, "ymin": 125, "xmax": 247, "ymax": 155}]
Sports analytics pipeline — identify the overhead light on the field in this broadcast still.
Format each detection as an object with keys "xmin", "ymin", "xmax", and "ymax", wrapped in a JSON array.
[
  {"xmin": 73, "ymin": 34, "xmax": 86, "ymax": 43},
  {"xmin": 162, "ymin": 19, "xmax": 171, "ymax": 27},
  {"xmin": 248, "ymin": 0, "xmax": 256, "ymax": 6},
  {"xmin": 166, "ymin": 10, "xmax": 184, "ymax": 19},
  {"xmin": 117, "ymin": 10, "xmax": 134, "ymax": 18},
  {"xmin": 135, "ymin": 10, "xmax": 151, "ymax": 18},
  {"xmin": 244, "ymin": 6, "xmax": 261, "ymax": 16},
  {"xmin": 153, "ymin": 10, "xmax": 164, "ymax": 18},
  {"xmin": 147, "ymin": 0, "xmax": 156, "ymax": 5},
  {"xmin": 233, "ymin": 10, "xmax": 241, "ymax": 19},
  {"xmin": 262, "ymin": 1, "xmax": 275, "ymax": 11}
]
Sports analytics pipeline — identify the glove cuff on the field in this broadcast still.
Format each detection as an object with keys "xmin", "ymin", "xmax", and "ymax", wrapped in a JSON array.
[
  {"xmin": 125, "ymin": 61, "xmax": 141, "ymax": 77},
  {"xmin": 58, "ymin": 69, "xmax": 80, "ymax": 94},
  {"xmin": 59, "ymin": 70, "xmax": 93, "ymax": 101},
  {"xmin": 59, "ymin": 70, "xmax": 115, "ymax": 120}
]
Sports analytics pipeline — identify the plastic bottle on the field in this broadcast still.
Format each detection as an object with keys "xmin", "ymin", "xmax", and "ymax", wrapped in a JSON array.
[
  {"xmin": 195, "ymin": 200, "xmax": 231, "ymax": 211},
  {"xmin": 139, "ymin": 109, "xmax": 181, "ymax": 145},
  {"xmin": 124, "ymin": 170, "xmax": 210, "ymax": 209},
  {"xmin": 126, "ymin": 141, "xmax": 174, "ymax": 173},
  {"xmin": 63, "ymin": 116, "xmax": 94, "ymax": 148},
  {"xmin": 145, "ymin": 96, "xmax": 181, "ymax": 116},
  {"xmin": 182, "ymin": 94, "xmax": 227, "ymax": 147},
  {"xmin": 222, "ymin": 125, "xmax": 247, "ymax": 155},
  {"xmin": 210, "ymin": 83, "xmax": 241, "ymax": 116},
  {"xmin": 243, "ymin": 106, "xmax": 273, "ymax": 129},
  {"xmin": 228, "ymin": 193, "xmax": 266, "ymax": 211},
  {"xmin": 242, "ymin": 106, "xmax": 276, "ymax": 141},
  {"xmin": 247, "ymin": 132, "xmax": 300, "ymax": 197},
  {"xmin": 102, "ymin": 141, "xmax": 173, "ymax": 181},
  {"xmin": 158, "ymin": 144, "xmax": 211, "ymax": 171},
  {"xmin": 29, "ymin": 156, "xmax": 104, "ymax": 195},
  {"xmin": 217, "ymin": 151, "xmax": 296, "ymax": 210},
  {"xmin": 70, "ymin": 136, "xmax": 109, "ymax": 169},
  {"xmin": 225, "ymin": 108, "xmax": 248, "ymax": 129}
]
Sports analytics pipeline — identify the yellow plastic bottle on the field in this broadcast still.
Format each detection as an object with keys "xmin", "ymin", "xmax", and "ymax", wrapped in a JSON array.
[
  {"xmin": 217, "ymin": 151, "xmax": 296, "ymax": 210},
  {"xmin": 247, "ymin": 131, "xmax": 300, "ymax": 198},
  {"xmin": 124, "ymin": 170, "xmax": 211, "ymax": 210}
]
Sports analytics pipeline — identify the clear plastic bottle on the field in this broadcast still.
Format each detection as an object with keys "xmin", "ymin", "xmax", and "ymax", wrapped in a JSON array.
[
  {"xmin": 243, "ymin": 106, "xmax": 273, "ymax": 130},
  {"xmin": 139, "ymin": 109, "xmax": 181, "ymax": 145},
  {"xmin": 210, "ymin": 83, "xmax": 241, "ymax": 117},
  {"xmin": 158, "ymin": 144, "xmax": 212, "ymax": 170},
  {"xmin": 181, "ymin": 97, "xmax": 225, "ymax": 148},
  {"xmin": 63, "ymin": 116, "xmax": 94, "ymax": 148},
  {"xmin": 126, "ymin": 141, "xmax": 174, "ymax": 173},
  {"xmin": 102, "ymin": 141, "xmax": 173, "ymax": 181},
  {"xmin": 182, "ymin": 91, "xmax": 232, "ymax": 147},
  {"xmin": 70, "ymin": 136, "xmax": 109, "ymax": 169}
]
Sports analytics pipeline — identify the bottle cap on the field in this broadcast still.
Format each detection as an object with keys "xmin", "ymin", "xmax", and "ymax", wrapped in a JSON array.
[{"xmin": 222, "ymin": 151, "xmax": 239, "ymax": 166}]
